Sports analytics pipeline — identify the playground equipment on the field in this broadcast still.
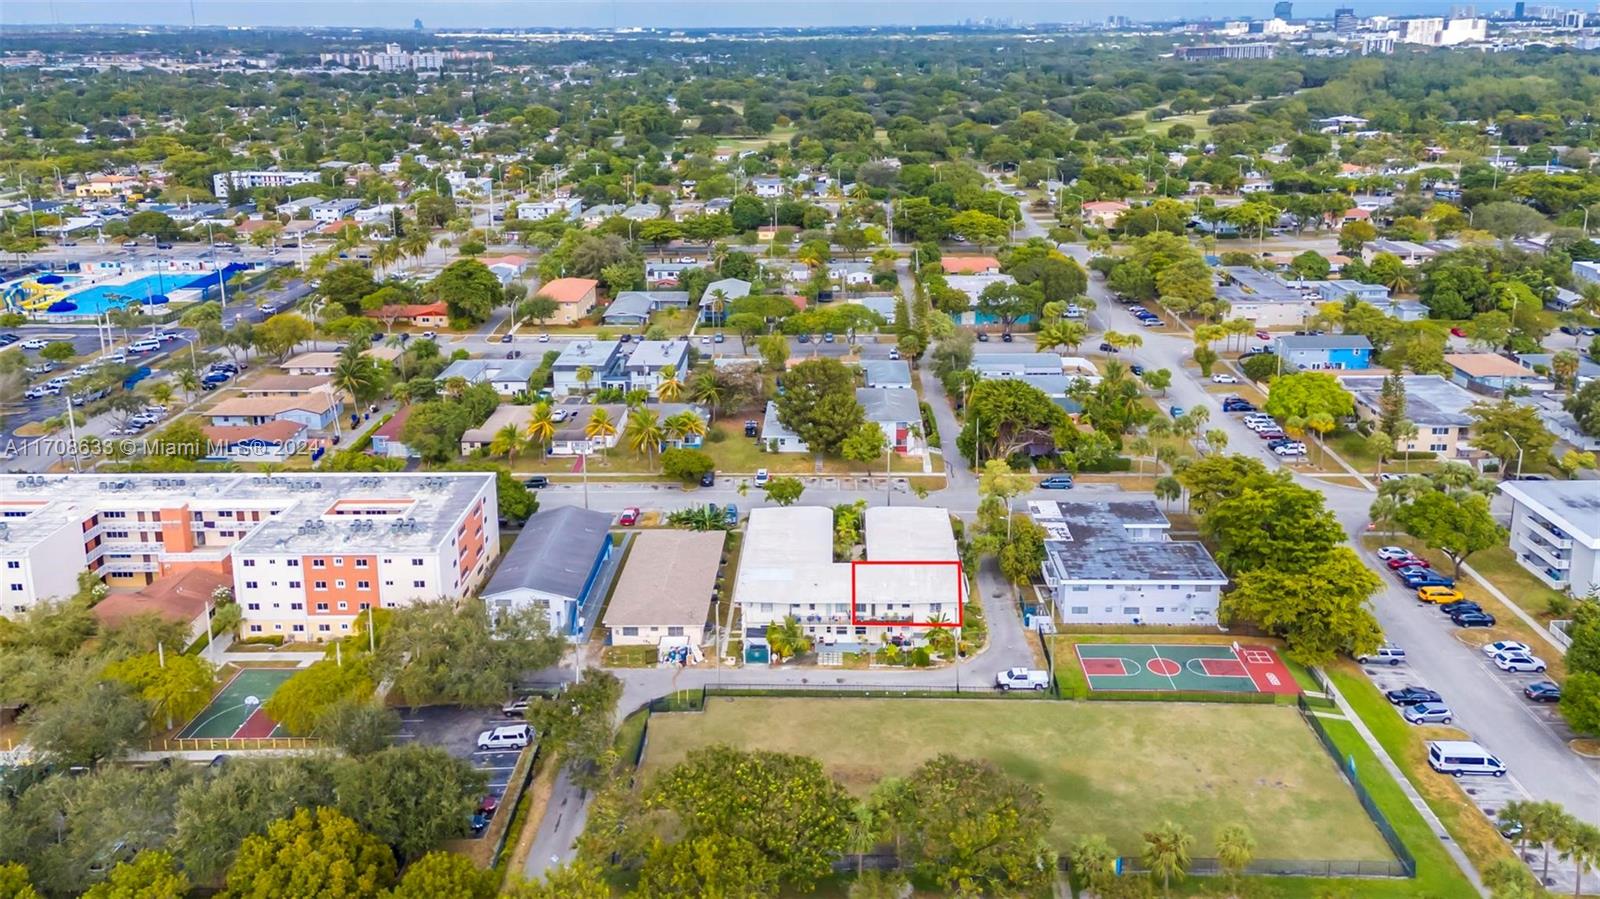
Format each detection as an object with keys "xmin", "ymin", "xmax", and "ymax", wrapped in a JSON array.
[{"xmin": 2, "ymin": 280, "xmax": 70, "ymax": 313}]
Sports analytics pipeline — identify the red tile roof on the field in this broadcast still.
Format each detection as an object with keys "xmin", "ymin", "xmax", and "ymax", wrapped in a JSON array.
[
  {"xmin": 537, "ymin": 278, "xmax": 599, "ymax": 304},
  {"xmin": 92, "ymin": 569, "xmax": 226, "ymax": 630}
]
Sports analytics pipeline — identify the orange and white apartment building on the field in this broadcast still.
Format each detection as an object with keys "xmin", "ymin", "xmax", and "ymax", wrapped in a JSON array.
[{"xmin": 0, "ymin": 472, "xmax": 499, "ymax": 641}]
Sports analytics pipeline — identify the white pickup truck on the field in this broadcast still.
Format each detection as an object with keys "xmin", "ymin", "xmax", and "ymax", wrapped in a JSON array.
[{"xmin": 995, "ymin": 667, "xmax": 1050, "ymax": 691}]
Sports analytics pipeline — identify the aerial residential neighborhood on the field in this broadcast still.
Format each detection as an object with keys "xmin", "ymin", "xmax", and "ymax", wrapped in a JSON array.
[{"xmin": 5, "ymin": 4, "xmax": 1600, "ymax": 898}]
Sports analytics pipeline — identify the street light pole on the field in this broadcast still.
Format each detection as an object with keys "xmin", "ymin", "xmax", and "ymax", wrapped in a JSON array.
[{"xmin": 1503, "ymin": 430, "xmax": 1524, "ymax": 479}]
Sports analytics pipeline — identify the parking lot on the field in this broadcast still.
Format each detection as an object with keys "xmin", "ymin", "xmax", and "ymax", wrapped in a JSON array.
[
  {"xmin": 394, "ymin": 705, "xmax": 530, "ymax": 837},
  {"xmin": 1360, "ymin": 640, "xmax": 1588, "ymax": 893}
]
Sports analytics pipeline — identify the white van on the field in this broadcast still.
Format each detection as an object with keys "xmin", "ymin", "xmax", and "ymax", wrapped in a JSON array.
[
  {"xmin": 476, "ymin": 724, "xmax": 533, "ymax": 751},
  {"xmin": 1427, "ymin": 740, "xmax": 1505, "ymax": 778},
  {"xmin": 130, "ymin": 339, "xmax": 160, "ymax": 353}
]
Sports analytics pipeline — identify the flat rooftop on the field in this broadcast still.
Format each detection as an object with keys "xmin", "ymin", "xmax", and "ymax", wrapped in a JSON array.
[
  {"xmin": 1498, "ymin": 481, "xmax": 1600, "ymax": 546},
  {"xmin": 1343, "ymin": 375, "xmax": 1473, "ymax": 427},
  {"xmin": 1030, "ymin": 499, "xmax": 1227, "ymax": 585}
]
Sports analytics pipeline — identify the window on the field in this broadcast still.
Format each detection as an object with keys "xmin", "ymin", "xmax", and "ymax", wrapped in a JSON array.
[
  {"xmin": 287, "ymin": 559, "xmax": 299, "ymax": 567},
  {"xmin": 1430, "ymin": 443, "xmax": 1448, "ymax": 452},
  {"xmin": 290, "ymin": 602, "xmax": 303, "ymax": 610},
  {"xmin": 244, "ymin": 580, "xmax": 258, "ymax": 589},
  {"xmin": 411, "ymin": 558, "xmax": 424, "ymax": 566},
  {"xmin": 337, "ymin": 602, "xmax": 348, "ymax": 611},
  {"xmin": 1122, "ymin": 607, "xmax": 1139, "ymax": 615},
  {"xmin": 1070, "ymin": 606, "xmax": 1089, "ymax": 615},
  {"xmin": 318, "ymin": 624, "xmax": 331, "ymax": 632},
  {"xmin": 314, "ymin": 580, "xmax": 327, "ymax": 591},
  {"xmin": 249, "ymin": 624, "xmax": 262, "ymax": 633},
  {"xmin": 316, "ymin": 602, "xmax": 329, "ymax": 611},
  {"xmin": 333, "ymin": 557, "xmax": 344, "ymax": 567},
  {"xmin": 667, "ymin": 626, "xmax": 684, "ymax": 636},
  {"xmin": 622, "ymin": 627, "xmax": 638, "ymax": 636},
  {"xmin": 413, "ymin": 580, "xmax": 426, "ymax": 588},
  {"xmin": 242, "ymin": 559, "xmax": 255, "ymax": 567},
  {"xmin": 355, "ymin": 559, "xmax": 369, "ymax": 569},
  {"xmin": 312, "ymin": 559, "xmax": 326, "ymax": 569},
  {"xmin": 288, "ymin": 580, "xmax": 301, "ymax": 589},
  {"xmin": 247, "ymin": 602, "xmax": 260, "ymax": 610},
  {"xmin": 9, "ymin": 584, "xmax": 21, "ymax": 592},
  {"xmin": 357, "ymin": 580, "xmax": 370, "ymax": 590},
  {"xmin": 335, "ymin": 580, "xmax": 346, "ymax": 589},
  {"xmin": 1431, "ymin": 426, "xmax": 1450, "ymax": 435},
  {"xmin": 4, "ymin": 561, "xmax": 16, "ymax": 569},
  {"xmin": 292, "ymin": 624, "xmax": 304, "ymax": 632},
  {"xmin": 1072, "ymin": 584, "xmax": 1090, "ymax": 592}
]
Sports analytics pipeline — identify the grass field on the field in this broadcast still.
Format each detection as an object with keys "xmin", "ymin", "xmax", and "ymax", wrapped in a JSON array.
[{"xmin": 640, "ymin": 697, "xmax": 1393, "ymax": 862}]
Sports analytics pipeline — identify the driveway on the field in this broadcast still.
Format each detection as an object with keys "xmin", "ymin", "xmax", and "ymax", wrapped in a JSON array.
[{"xmin": 395, "ymin": 705, "xmax": 525, "ymax": 834}]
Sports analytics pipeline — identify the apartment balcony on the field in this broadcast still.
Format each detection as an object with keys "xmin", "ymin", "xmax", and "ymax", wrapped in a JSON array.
[
  {"xmin": 1523, "ymin": 517, "xmax": 1574, "ymax": 551},
  {"xmin": 1516, "ymin": 553, "xmax": 1570, "ymax": 589},
  {"xmin": 100, "ymin": 559, "xmax": 161, "ymax": 574},
  {"xmin": 1517, "ymin": 532, "xmax": 1571, "ymax": 570}
]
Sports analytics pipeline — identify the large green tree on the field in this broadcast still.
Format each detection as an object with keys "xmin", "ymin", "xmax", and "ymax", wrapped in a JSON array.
[
  {"xmin": 333, "ymin": 745, "xmax": 486, "ymax": 863},
  {"xmin": 1394, "ymin": 490, "xmax": 1504, "ymax": 578},
  {"xmin": 1222, "ymin": 547, "xmax": 1384, "ymax": 665},
  {"xmin": 640, "ymin": 746, "xmax": 853, "ymax": 891},
  {"xmin": 774, "ymin": 358, "xmax": 864, "ymax": 455},
  {"xmin": 891, "ymin": 754, "xmax": 1054, "ymax": 896},
  {"xmin": 429, "ymin": 259, "xmax": 504, "ymax": 324},
  {"xmin": 221, "ymin": 807, "xmax": 396, "ymax": 899},
  {"xmin": 374, "ymin": 598, "xmax": 564, "ymax": 707},
  {"xmin": 1201, "ymin": 479, "xmax": 1346, "ymax": 575}
]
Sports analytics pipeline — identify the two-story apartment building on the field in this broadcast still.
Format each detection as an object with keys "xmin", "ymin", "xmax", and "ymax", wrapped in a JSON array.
[
  {"xmin": 1497, "ymin": 480, "xmax": 1600, "ymax": 598},
  {"xmin": 550, "ymin": 340, "xmax": 625, "ymax": 396},
  {"xmin": 736, "ymin": 506, "xmax": 964, "ymax": 654},
  {"xmin": 1341, "ymin": 374, "xmax": 1475, "ymax": 457},
  {"xmin": 621, "ymin": 340, "xmax": 692, "ymax": 395},
  {"xmin": 1032, "ymin": 500, "xmax": 1228, "ymax": 625},
  {"xmin": 0, "ymin": 474, "xmax": 498, "ymax": 641}
]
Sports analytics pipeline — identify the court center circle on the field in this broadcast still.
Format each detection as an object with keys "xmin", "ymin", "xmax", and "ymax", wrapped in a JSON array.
[{"xmin": 1147, "ymin": 658, "xmax": 1182, "ymax": 677}]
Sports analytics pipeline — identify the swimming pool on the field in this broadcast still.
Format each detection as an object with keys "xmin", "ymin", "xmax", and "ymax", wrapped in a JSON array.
[{"xmin": 63, "ymin": 273, "xmax": 200, "ymax": 314}]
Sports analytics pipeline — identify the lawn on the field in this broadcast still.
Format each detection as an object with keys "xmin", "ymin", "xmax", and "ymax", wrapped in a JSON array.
[{"xmin": 640, "ymin": 697, "xmax": 1394, "ymax": 863}]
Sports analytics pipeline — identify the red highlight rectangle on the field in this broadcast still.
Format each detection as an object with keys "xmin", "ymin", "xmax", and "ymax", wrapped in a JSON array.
[{"xmin": 849, "ymin": 560, "xmax": 965, "ymax": 627}]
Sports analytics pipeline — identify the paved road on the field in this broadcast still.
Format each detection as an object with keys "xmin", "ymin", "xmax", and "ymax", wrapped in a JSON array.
[{"xmin": 1062, "ymin": 246, "xmax": 1600, "ymax": 828}]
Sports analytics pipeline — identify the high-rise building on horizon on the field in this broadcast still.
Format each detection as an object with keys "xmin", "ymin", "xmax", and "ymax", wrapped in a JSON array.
[
  {"xmin": 413, "ymin": 17, "xmax": 423, "ymax": 31},
  {"xmin": 1274, "ymin": 1, "xmax": 1294, "ymax": 18},
  {"xmin": 1334, "ymin": 7, "xmax": 1358, "ymax": 33}
]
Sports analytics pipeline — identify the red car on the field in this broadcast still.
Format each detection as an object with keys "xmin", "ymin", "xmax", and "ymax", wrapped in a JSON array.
[
  {"xmin": 1256, "ymin": 330, "xmax": 1272, "ymax": 341},
  {"xmin": 618, "ymin": 507, "xmax": 640, "ymax": 527},
  {"xmin": 1450, "ymin": 327, "xmax": 1468, "ymax": 338},
  {"xmin": 1386, "ymin": 556, "xmax": 1429, "ymax": 570}
]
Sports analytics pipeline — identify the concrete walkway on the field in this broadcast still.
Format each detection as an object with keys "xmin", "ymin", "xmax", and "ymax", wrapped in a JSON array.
[
  {"xmin": 1319, "ymin": 671, "xmax": 1485, "ymax": 895},
  {"xmin": 1460, "ymin": 559, "xmax": 1566, "ymax": 657}
]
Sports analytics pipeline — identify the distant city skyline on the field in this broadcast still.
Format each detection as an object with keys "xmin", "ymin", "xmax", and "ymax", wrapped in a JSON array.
[{"xmin": 2, "ymin": 0, "xmax": 1471, "ymax": 30}]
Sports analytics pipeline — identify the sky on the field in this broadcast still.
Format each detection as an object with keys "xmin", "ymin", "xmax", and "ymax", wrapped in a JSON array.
[{"xmin": 2, "ymin": 1, "xmax": 1459, "ymax": 30}]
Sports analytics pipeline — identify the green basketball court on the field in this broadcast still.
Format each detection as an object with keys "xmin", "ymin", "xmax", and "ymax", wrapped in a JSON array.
[
  {"xmin": 177, "ymin": 667, "xmax": 295, "ymax": 739},
  {"xmin": 1073, "ymin": 642, "xmax": 1298, "ymax": 695}
]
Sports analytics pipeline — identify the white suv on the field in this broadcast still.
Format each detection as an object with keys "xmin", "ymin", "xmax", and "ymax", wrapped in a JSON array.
[
  {"xmin": 1493, "ymin": 652, "xmax": 1546, "ymax": 673},
  {"xmin": 476, "ymin": 724, "xmax": 533, "ymax": 751}
]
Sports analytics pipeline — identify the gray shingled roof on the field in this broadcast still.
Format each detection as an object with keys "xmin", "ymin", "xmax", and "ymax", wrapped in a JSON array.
[{"xmin": 482, "ymin": 506, "xmax": 614, "ymax": 601}]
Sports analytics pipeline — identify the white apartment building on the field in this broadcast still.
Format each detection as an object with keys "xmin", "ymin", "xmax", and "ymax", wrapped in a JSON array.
[
  {"xmin": 736, "ymin": 506, "xmax": 964, "ymax": 653},
  {"xmin": 516, "ymin": 197, "xmax": 583, "ymax": 221},
  {"xmin": 212, "ymin": 169, "xmax": 322, "ymax": 197},
  {"xmin": 1032, "ymin": 500, "xmax": 1229, "ymax": 626},
  {"xmin": 1498, "ymin": 480, "xmax": 1600, "ymax": 598},
  {"xmin": 0, "ymin": 473, "xmax": 499, "ymax": 641}
]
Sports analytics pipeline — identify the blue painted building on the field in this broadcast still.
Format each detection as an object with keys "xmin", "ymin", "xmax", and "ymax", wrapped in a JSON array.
[{"xmin": 1273, "ymin": 335, "xmax": 1372, "ymax": 371}]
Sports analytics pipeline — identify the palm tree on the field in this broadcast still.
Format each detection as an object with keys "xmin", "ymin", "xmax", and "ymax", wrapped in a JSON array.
[
  {"xmin": 490, "ymin": 423, "xmax": 526, "ymax": 464},
  {"xmin": 149, "ymin": 382, "xmax": 174, "ymax": 407},
  {"xmin": 844, "ymin": 802, "xmax": 877, "ymax": 877},
  {"xmin": 331, "ymin": 344, "xmax": 379, "ymax": 409},
  {"xmin": 525, "ymin": 401, "xmax": 556, "ymax": 454},
  {"xmin": 1560, "ymin": 821, "xmax": 1600, "ymax": 898},
  {"xmin": 584, "ymin": 407, "xmax": 618, "ymax": 454},
  {"xmin": 1128, "ymin": 436, "xmax": 1154, "ymax": 475},
  {"xmin": 575, "ymin": 365, "xmax": 594, "ymax": 397},
  {"xmin": 689, "ymin": 369, "xmax": 724, "ymax": 421},
  {"xmin": 657, "ymin": 365, "xmax": 683, "ymax": 401},
  {"xmin": 1215, "ymin": 824, "xmax": 1255, "ymax": 889},
  {"xmin": 175, "ymin": 369, "xmax": 199, "ymax": 401},
  {"xmin": 705, "ymin": 287, "xmax": 729, "ymax": 326},
  {"xmin": 400, "ymin": 227, "xmax": 432, "ymax": 265},
  {"xmin": 765, "ymin": 614, "xmax": 811, "ymax": 661},
  {"xmin": 1141, "ymin": 820, "xmax": 1194, "ymax": 896},
  {"xmin": 624, "ymin": 407, "xmax": 664, "ymax": 467},
  {"xmin": 1525, "ymin": 801, "xmax": 1573, "ymax": 884},
  {"xmin": 664, "ymin": 410, "xmax": 709, "ymax": 447},
  {"xmin": 1204, "ymin": 428, "xmax": 1229, "ymax": 454},
  {"xmin": 1069, "ymin": 834, "xmax": 1117, "ymax": 897}
]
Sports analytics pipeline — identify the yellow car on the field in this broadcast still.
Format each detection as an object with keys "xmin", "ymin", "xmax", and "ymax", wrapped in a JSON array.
[{"xmin": 1417, "ymin": 586, "xmax": 1464, "ymax": 604}]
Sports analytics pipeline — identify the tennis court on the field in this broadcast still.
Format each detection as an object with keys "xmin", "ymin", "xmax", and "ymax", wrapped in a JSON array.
[
  {"xmin": 1074, "ymin": 642, "xmax": 1299, "ymax": 695},
  {"xmin": 177, "ymin": 667, "xmax": 295, "ymax": 739}
]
